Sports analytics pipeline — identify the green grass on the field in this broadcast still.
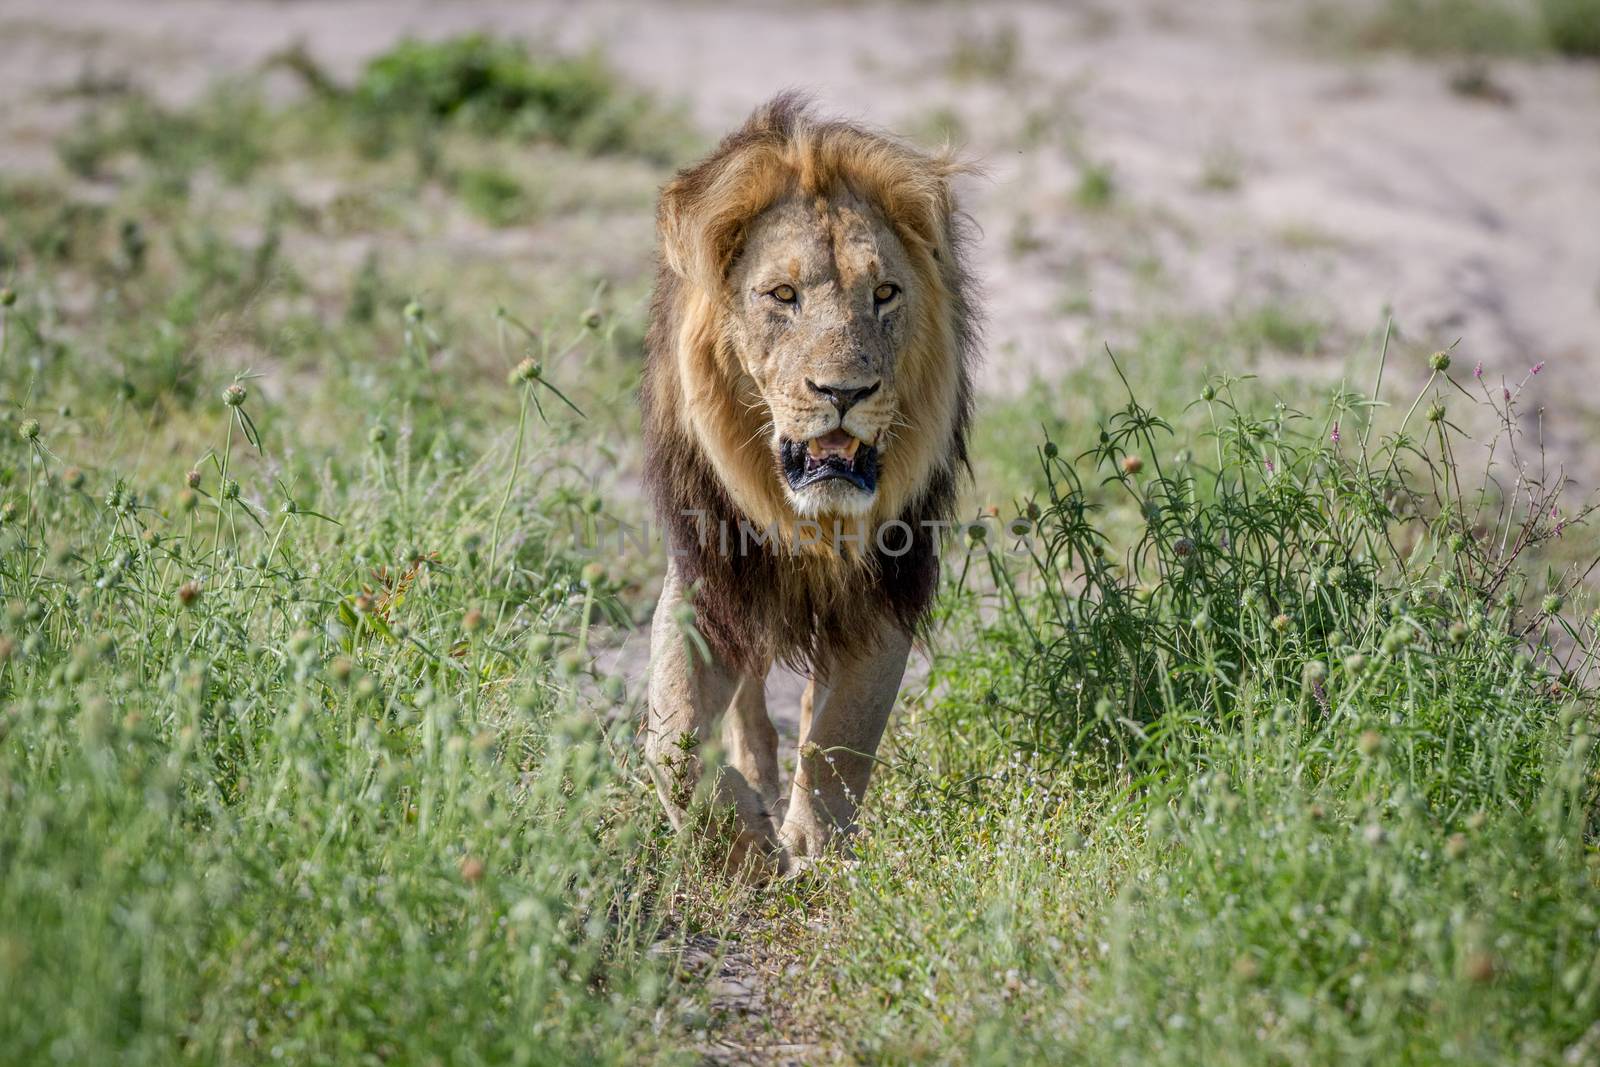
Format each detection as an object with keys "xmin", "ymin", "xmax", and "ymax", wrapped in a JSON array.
[
  {"xmin": 3, "ymin": 49, "xmax": 1599, "ymax": 1066},
  {"xmin": 769, "ymin": 342, "xmax": 1600, "ymax": 1063},
  {"xmin": 1307, "ymin": 0, "xmax": 1600, "ymax": 57},
  {"xmin": 1074, "ymin": 160, "xmax": 1117, "ymax": 210}
]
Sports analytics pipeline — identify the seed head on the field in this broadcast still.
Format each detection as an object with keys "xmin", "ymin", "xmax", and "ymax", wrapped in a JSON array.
[
  {"xmin": 369, "ymin": 424, "xmax": 388, "ymax": 444},
  {"xmin": 222, "ymin": 383, "xmax": 247, "ymax": 408},
  {"xmin": 528, "ymin": 633, "xmax": 555, "ymax": 659},
  {"xmin": 1270, "ymin": 612, "xmax": 1292, "ymax": 633},
  {"xmin": 19, "ymin": 419, "xmax": 39, "ymax": 442},
  {"xmin": 1428, "ymin": 350, "xmax": 1451, "ymax": 372},
  {"xmin": 1121, "ymin": 455, "xmax": 1144, "ymax": 475},
  {"xmin": 967, "ymin": 521, "xmax": 987, "ymax": 543},
  {"xmin": 1448, "ymin": 621, "xmax": 1469, "ymax": 645},
  {"xmin": 1173, "ymin": 537, "xmax": 1196, "ymax": 558},
  {"xmin": 1042, "ymin": 441, "xmax": 1059, "ymax": 459},
  {"xmin": 64, "ymin": 467, "xmax": 85, "ymax": 490},
  {"xmin": 1462, "ymin": 952, "xmax": 1497, "ymax": 984},
  {"xmin": 220, "ymin": 479, "xmax": 240, "ymax": 501},
  {"xmin": 176, "ymin": 581, "xmax": 201, "ymax": 608},
  {"xmin": 510, "ymin": 358, "xmax": 542, "ymax": 385},
  {"xmin": 1363, "ymin": 822, "xmax": 1387, "ymax": 846},
  {"xmin": 1542, "ymin": 593, "xmax": 1563, "ymax": 615},
  {"xmin": 462, "ymin": 607, "xmax": 484, "ymax": 633},
  {"xmin": 580, "ymin": 562, "xmax": 607, "ymax": 588},
  {"xmin": 1343, "ymin": 653, "xmax": 1368, "ymax": 675},
  {"xmin": 580, "ymin": 307, "xmax": 603, "ymax": 330},
  {"xmin": 1201, "ymin": 384, "xmax": 1216, "ymax": 402},
  {"xmin": 1444, "ymin": 832, "xmax": 1468, "ymax": 860},
  {"xmin": 1303, "ymin": 660, "xmax": 1328, "ymax": 684},
  {"xmin": 459, "ymin": 855, "xmax": 485, "ymax": 883},
  {"xmin": 1191, "ymin": 611, "xmax": 1211, "ymax": 633},
  {"xmin": 403, "ymin": 300, "xmax": 424, "ymax": 323},
  {"xmin": 1357, "ymin": 729, "xmax": 1383, "ymax": 757},
  {"xmin": 177, "ymin": 489, "xmax": 198, "ymax": 513},
  {"xmin": 0, "ymin": 288, "xmax": 14, "ymax": 308},
  {"xmin": 1426, "ymin": 402, "xmax": 1445, "ymax": 423},
  {"xmin": 185, "ymin": 468, "xmax": 202, "ymax": 489}
]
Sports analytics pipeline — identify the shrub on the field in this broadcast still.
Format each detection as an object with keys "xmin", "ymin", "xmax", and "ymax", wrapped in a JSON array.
[
  {"xmin": 1542, "ymin": 0, "xmax": 1600, "ymax": 55},
  {"xmin": 346, "ymin": 35, "xmax": 687, "ymax": 162},
  {"xmin": 815, "ymin": 344, "xmax": 1600, "ymax": 1063}
]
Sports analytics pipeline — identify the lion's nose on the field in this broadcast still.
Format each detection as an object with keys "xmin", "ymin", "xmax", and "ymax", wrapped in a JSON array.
[{"xmin": 805, "ymin": 378, "xmax": 881, "ymax": 416}]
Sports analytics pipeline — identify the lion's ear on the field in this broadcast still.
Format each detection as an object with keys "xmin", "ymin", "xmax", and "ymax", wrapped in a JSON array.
[
  {"xmin": 657, "ymin": 154, "xmax": 778, "ymax": 289},
  {"xmin": 657, "ymin": 174, "xmax": 742, "ymax": 289},
  {"xmin": 657, "ymin": 176, "xmax": 701, "ymax": 282},
  {"xmin": 923, "ymin": 155, "xmax": 977, "ymax": 265}
]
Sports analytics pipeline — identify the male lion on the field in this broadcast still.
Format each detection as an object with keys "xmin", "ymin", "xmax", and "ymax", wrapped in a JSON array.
[{"xmin": 641, "ymin": 95, "xmax": 976, "ymax": 873}]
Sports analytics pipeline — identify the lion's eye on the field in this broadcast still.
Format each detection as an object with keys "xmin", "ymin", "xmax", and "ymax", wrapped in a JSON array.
[
  {"xmin": 873, "ymin": 283, "xmax": 900, "ymax": 305},
  {"xmin": 769, "ymin": 284, "xmax": 797, "ymax": 304}
]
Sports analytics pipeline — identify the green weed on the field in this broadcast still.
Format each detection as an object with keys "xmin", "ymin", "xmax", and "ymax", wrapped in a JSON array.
[
  {"xmin": 1306, "ymin": 0, "xmax": 1600, "ymax": 57},
  {"xmin": 1075, "ymin": 161, "xmax": 1117, "ymax": 210},
  {"xmin": 776, "ymin": 335, "xmax": 1600, "ymax": 1063},
  {"xmin": 339, "ymin": 35, "xmax": 691, "ymax": 164}
]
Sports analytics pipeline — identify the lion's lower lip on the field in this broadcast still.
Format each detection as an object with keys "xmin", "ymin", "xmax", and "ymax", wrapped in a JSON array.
[{"xmin": 780, "ymin": 437, "xmax": 878, "ymax": 493}]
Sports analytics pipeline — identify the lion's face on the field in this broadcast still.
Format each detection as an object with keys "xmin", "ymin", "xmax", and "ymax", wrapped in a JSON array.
[{"xmin": 727, "ymin": 193, "xmax": 915, "ymax": 518}]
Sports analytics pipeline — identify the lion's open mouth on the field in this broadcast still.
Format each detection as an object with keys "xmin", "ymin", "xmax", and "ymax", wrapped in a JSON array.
[{"xmin": 779, "ymin": 429, "xmax": 879, "ymax": 494}]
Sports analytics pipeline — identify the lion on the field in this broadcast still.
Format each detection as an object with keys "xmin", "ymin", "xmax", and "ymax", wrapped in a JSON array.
[{"xmin": 640, "ymin": 94, "xmax": 977, "ymax": 873}]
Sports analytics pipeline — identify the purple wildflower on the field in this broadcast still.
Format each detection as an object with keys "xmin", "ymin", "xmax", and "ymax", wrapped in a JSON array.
[
  {"xmin": 1473, "ymin": 361, "xmax": 1483, "ymax": 379},
  {"xmin": 1330, "ymin": 421, "xmax": 1341, "ymax": 444},
  {"xmin": 1532, "ymin": 361, "xmax": 1545, "ymax": 375}
]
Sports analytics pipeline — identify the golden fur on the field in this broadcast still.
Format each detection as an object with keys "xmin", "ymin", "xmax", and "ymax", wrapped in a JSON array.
[{"xmin": 641, "ymin": 94, "xmax": 978, "ymax": 672}]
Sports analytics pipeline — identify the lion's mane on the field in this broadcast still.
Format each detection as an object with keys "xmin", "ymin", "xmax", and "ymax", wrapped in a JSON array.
[{"xmin": 641, "ymin": 94, "xmax": 979, "ymax": 672}]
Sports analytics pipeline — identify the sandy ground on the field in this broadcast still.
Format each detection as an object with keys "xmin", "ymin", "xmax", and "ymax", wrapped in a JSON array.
[{"xmin": 4, "ymin": 0, "xmax": 1598, "ymax": 400}]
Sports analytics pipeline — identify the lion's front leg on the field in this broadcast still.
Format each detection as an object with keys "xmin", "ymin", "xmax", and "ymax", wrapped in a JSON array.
[
  {"xmin": 780, "ymin": 621, "xmax": 912, "ymax": 861},
  {"xmin": 644, "ymin": 566, "xmax": 785, "ymax": 876}
]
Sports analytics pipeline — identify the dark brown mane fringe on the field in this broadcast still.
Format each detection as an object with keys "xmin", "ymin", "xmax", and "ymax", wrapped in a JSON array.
[{"xmin": 641, "ymin": 94, "xmax": 978, "ymax": 674}]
